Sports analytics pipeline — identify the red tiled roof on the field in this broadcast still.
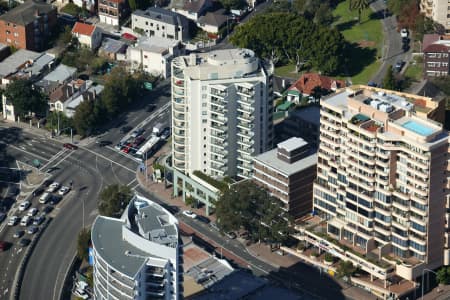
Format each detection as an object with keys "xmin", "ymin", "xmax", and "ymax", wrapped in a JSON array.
[
  {"xmin": 72, "ymin": 22, "xmax": 95, "ymax": 37},
  {"xmin": 423, "ymin": 43, "xmax": 450, "ymax": 53},
  {"xmin": 288, "ymin": 73, "xmax": 346, "ymax": 96}
]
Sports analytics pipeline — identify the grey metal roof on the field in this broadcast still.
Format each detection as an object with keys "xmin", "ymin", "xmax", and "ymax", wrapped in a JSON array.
[
  {"xmin": 0, "ymin": 0, "xmax": 55, "ymax": 26},
  {"xmin": 100, "ymin": 38, "xmax": 127, "ymax": 54},
  {"xmin": 0, "ymin": 49, "xmax": 40, "ymax": 77},
  {"xmin": 253, "ymin": 149, "xmax": 317, "ymax": 176},
  {"xmin": 186, "ymin": 257, "xmax": 233, "ymax": 288},
  {"xmin": 25, "ymin": 53, "xmax": 55, "ymax": 75},
  {"xmin": 277, "ymin": 137, "xmax": 307, "ymax": 152},
  {"xmin": 133, "ymin": 7, "xmax": 188, "ymax": 26},
  {"xmin": 91, "ymin": 216, "xmax": 150, "ymax": 278},
  {"xmin": 43, "ymin": 64, "xmax": 76, "ymax": 83}
]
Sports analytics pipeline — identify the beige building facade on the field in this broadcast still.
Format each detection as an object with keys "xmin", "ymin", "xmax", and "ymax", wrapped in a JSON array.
[{"xmin": 420, "ymin": 0, "xmax": 450, "ymax": 34}]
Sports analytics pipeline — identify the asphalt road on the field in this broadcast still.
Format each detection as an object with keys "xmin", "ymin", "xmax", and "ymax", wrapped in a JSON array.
[{"xmin": 370, "ymin": 0, "xmax": 410, "ymax": 85}]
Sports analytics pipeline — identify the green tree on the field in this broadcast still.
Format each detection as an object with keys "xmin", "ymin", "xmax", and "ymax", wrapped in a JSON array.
[
  {"xmin": 313, "ymin": 3, "xmax": 333, "ymax": 26},
  {"xmin": 61, "ymin": 3, "xmax": 82, "ymax": 16},
  {"xmin": 77, "ymin": 228, "xmax": 91, "ymax": 260},
  {"xmin": 185, "ymin": 196, "xmax": 196, "ymax": 208},
  {"xmin": 437, "ymin": 266, "xmax": 450, "ymax": 285},
  {"xmin": 350, "ymin": 0, "xmax": 369, "ymax": 24},
  {"xmin": 382, "ymin": 66, "xmax": 397, "ymax": 90},
  {"xmin": 46, "ymin": 111, "xmax": 73, "ymax": 133},
  {"xmin": 4, "ymin": 79, "xmax": 48, "ymax": 118},
  {"xmin": 98, "ymin": 184, "xmax": 133, "ymax": 217},
  {"xmin": 73, "ymin": 99, "xmax": 97, "ymax": 137},
  {"xmin": 219, "ymin": 0, "xmax": 246, "ymax": 10},
  {"xmin": 292, "ymin": 0, "xmax": 321, "ymax": 18},
  {"xmin": 128, "ymin": 0, "xmax": 137, "ymax": 11},
  {"xmin": 336, "ymin": 260, "xmax": 356, "ymax": 278}
]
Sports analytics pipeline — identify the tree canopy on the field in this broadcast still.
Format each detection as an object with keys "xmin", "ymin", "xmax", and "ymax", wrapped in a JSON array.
[
  {"xmin": 349, "ymin": 0, "xmax": 369, "ymax": 24},
  {"xmin": 215, "ymin": 181, "xmax": 292, "ymax": 244},
  {"xmin": 382, "ymin": 66, "xmax": 397, "ymax": 90},
  {"xmin": 98, "ymin": 184, "xmax": 133, "ymax": 217},
  {"xmin": 229, "ymin": 12, "xmax": 345, "ymax": 75},
  {"xmin": 77, "ymin": 228, "xmax": 91, "ymax": 260},
  {"xmin": 4, "ymin": 79, "xmax": 48, "ymax": 118},
  {"xmin": 437, "ymin": 266, "xmax": 450, "ymax": 285}
]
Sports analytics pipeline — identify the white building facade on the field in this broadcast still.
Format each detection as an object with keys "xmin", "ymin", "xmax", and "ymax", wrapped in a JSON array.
[
  {"xmin": 420, "ymin": 0, "xmax": 450, "ymax": 34},
  {"xmin": 91, "ymin": 194, "xmax": 180, "ymax": 300},
  {"xmin": 171, "ymin": 49, "xmax": 274, "ymax": 179}
]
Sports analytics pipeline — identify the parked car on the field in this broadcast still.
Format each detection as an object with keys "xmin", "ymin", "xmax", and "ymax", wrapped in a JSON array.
[
  {"xmin": 13, "ymin": 230, "xmax": 24, "ymax": 238},
  {"xmin": 402, "ymin": 43, "xmax": 410, "ymax": 52},
  {"xmin": 33, "ymin": 215, "xmax": 45, "ymax": 226},
  {"xmin": 27, "ymin": 207, "xmax": 38, "ymax": 217},
  {"xmin": 132, "ymin": 136, "xmax": 145, "ymax": 148},
  {"xmin": 394, "ymin": 60, "xmax": 405, "ymax": 72},
  {"xmin": 63, "ymin": 143, "xmax": 78, "ymax": 150},
  {"xmin": 225, "ymin": 232, "xmax": 237, "ymax": 239},
  {"xmin": 196, "ymin": 215, "xmax": 210, "ymax": 224},
  {"xmin": 182, "ymin": 210, "xmax": 197, "ymax": 219},
  {"xmin": 367, "ymin": 81, "xmax": 378, "ymax": 87},
  {"xmin": 20, "ymin": 215, "xmax": 31, "ymax": 226},
  {"xmin": 18, "ymin": 238, "xmax": 31, "ymax": 247},
  {"xmin": 19, "ymin": 201, "xmax": 31, "ymax": 211},
  {"xmin": 146, "ymin": 104, "xmax": 156, "ymax": 112},
  {"xmin": 42, "ymin": 206, "xmax": 53, "ymax": 215},
  {"xmin": 0, "ymin": 212, "xmax": 6, "ymax": 223},
  {"xmin": 8, "ymin": 216, "xmax": 19, "ymax": 226},
  {"xmin": 120, "ymin": 126, "xmax": 132, "ymax": 134},
  {"xmin": 42, "ymin": 179, "xmax": 53, "ymax": 187},
  {"xmin": 32, "ymin": 187, "xmax": 45, "ymax": 197},
  {"xmin": 49, "ymin": 196, "xmax": 62, "ymax": 206},
  {"xmin": 161, "ymin": 128, "xmax": 171, "ymax": 140},
  {"xmin": 47, "ymin": 182, "xmax": 60, "ymax": 193},
  {"xmin": 58, "ymin": 186, "xmax": 70, "ymax": 196},
  {"xmin": 39, "ymin": 192, "xmax": 52, "ymax": 204},
  {"xmin": 130, "ymin": 128, "xmax": 145, "ymax": 138},
  {"xmin": 27, "ymin": 226, "xmax": 38, "ymax": 234}
]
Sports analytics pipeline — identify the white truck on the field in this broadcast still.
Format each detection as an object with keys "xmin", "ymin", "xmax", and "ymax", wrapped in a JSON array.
[{"xmin": 152, "ymin": 123, "xmax": 164, "ymax": 137}]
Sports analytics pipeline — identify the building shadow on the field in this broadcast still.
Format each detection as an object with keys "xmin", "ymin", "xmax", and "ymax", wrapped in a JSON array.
[{"xmin": 344, "ymin": 42, "xmax": 378, "ymax": 77}]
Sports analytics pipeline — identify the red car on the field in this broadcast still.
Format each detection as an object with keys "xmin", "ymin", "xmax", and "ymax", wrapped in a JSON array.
[
  {"xmin": 121, "ymin": 33, "xmax": 137, "ymax": 41},
  {"xmin": 63, "ymin": 143, "xmax": 78, "ymax": 150},
  {"xmin": 0, "ymin": 241, "xmax": 10, "ymax": 251}
]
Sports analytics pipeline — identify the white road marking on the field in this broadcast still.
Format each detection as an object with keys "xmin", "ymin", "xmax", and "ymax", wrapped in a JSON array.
[
  {"xmin": 39, "ymin": 149, "xmax": 69, "ymax": 171},
  {"xmin": 82, "ymin": 147, "xmax": 136, "ymax": 173},
  {"xmin": 7, "ymin": 144, "xmax": 49, "ymax": 163},
  {"xmin": 127, "ymin": 178, "xmax": 137, "ymax": 186}
]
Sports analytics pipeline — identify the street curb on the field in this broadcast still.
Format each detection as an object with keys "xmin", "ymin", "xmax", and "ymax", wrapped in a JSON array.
[{"xmin": 58, "ymin": 253, "xmax": 79, "ymax": 300}]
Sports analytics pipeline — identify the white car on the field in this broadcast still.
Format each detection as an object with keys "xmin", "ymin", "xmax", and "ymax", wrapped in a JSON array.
[
  {"xmin": 19, "ymin": 201, "xmax": 31, "ymax": 211},
  {"xmin": 400, "ymin": 28, "xmax": 408, "ymax": 38},
  {"xmin": 27, "ymin": 208, "xmax": 38, "ymax": 217},
  {"xmin": 8, "ymin": 216, "xmax": 19, "ymax": 226},
  {"xmin": 47, "ymin": 182, "xmax": 60, "ymax": 193},
  {"xmin": 58, "ymin": 186, "xmax": 70, "ymax": 196},
  {"xmin": 182, "ymin": 210, "xmax": 197, "ymax": 219}
]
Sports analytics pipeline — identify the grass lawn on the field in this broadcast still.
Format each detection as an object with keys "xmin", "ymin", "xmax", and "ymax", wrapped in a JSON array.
[
  {"xmin": 404, "ymin": 63, "xmax": 423, "ymax": 82},
  {"xmin": 332, "ymin": 0, "xmax": 383, "ymax": 84},
  {"xmin": 274, "ymin": 63, "xmax": 298, "ymax": 78}
]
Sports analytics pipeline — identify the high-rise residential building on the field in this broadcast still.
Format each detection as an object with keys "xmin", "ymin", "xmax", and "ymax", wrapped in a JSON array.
[
  {"xmin": 171, "ymin": 49, "xmax": 273, "ymax": 180},
  {"xmin": 91, "ymin": 194, "xmax": 180, "ymax": 300},
  {"xmin": 420, "ymin": 0, "xmax": 450, "ymax": 34},
  {"xmin": 282, "ymin": 86, "xmax": 448, "ymax": 299}
]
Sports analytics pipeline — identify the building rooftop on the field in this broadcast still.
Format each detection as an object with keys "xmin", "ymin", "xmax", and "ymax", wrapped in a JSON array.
[
  {"xmin": 91, "ymin": 195, "xmax": 178, "ymax": 278},
  {"xmin": 198, "ymin": 12, "xmax": 228, "ymax": 27},
  {"xmin": 100, "ymin": 38, "xmax": 127, "ymax": 54},
  {"xmin": 277, "ymin": 137, "xmax": 308, "ymax": 152},
  {"xmin": 0, "ymin": 0, "xmax": 55, "ymax": 25},
  {"xmin": 43, "ymin": 64, "xmax": 76, "ymax": 83},
  {"xmin": 72, "ymin": 22, "xmax": 96, "ymax": 36},
  {"xmin": 186, "ymin": 257, "xmax": 233, "ymax": 288},
  {"xmin": 288, "ymin": 73, "xmax": 346, "ymax": 96},
  {"xmin": 0, "ymin": 49, "xmax": 40, "ymax": 78},
  {"xmin": 133, "ymin": 7, "xmax": 188, "ymax": 26},
  {"xmin": 25, "ymin": 53, "xmax": 54, "ymax": 75},
  {"xmin": 288, "ymin": 105, "xmax": 321, "ymax": 126},
  {"xmin": 254, "ymin": 147, "xmax": 317, "ymax": 176},
  {"xmin": 132, "ymin": 36, "xmax": 179, "ymax": 54}
]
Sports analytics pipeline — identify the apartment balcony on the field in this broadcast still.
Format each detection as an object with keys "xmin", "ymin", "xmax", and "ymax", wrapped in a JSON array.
[
  {"xmin": 172, "ymin": 69, "xmax": 184, "ymax": 81},
  {"xmin": 173, "ymin": 145, "xmax": 185, "ymax": 154},
  {"xmin": 173, "ymin": 153, "xmax": 186, "ymax": 161},
  {"xmin": 211, "ymin": 123, "xmax": 227, "ymax": 133},
  {"xmin": 211, "ymin": 105, "xmax": 227, "ymax": 115},
  {"xmin": 210, "ymin": 90, "xmax": 227, "ymax": 98},
  {"xmin": 237, "ymin": 162, "xmax": 253, "ymax": 172},
  {"xmin": 173, "ymin": 87, "xmax": 185, "ymax": 96},
  {"xmin": 173, "ymin": 104, "xmax": 185, "ymax": 114},
  {"xmin": 211, "ymin": 163, "xmax": 227, "ymax": 175},
  {"xmin": 174, "ymin": 161, "xmax": 185, "ymax": 170},
  {"xmin": 211, "ymin": 114, "xmax": 227, "ymax": 124},
  {"xmin": 237, "ymin": 87, "xmax": 255, "ymax": 97},
  {"xmin": 237, "ymin": 138, "xmax": 253, "ymax": 148},
  {"xmin": 173, "ymin": 136, "xmax": 185, "ymax": 144},
  {"xmin": 237, "ymin": 96, "xmax": 255, "ymax": 105},
  {"xmin": 237, "ymin": 122, "xmax": 254, "ymax": 131},
  {"xmin": 237, "ymin": 129, "xmax": 254, "ymax": 138},
  {"xmin": 211, "ymin": 131, "xmax": 226, "ymax": 140},
  {"xmin": 173, "ymin": 78, "xmax": 185, "ymax": 87},
  {"xmin": 392, "ymin": 201, "xmax": 409, "ymax": 212},
  {"xmin": 211, "ymin": 147, "xmax": 227, "ymax": 157},
  {"xmin": 211, "ymin": 139, "xmax": 228, "ymax": 148},
  {"xmin": 211, "ymin": 97, "xmax": 226, "ymax": 107},
  {"xmin": 237, "ymin": 104, "xmax": 254, "ymax": 114}
]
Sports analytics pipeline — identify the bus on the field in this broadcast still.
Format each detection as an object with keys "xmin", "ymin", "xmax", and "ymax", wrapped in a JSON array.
[{"xmin": 134, "ymin": 136, "xmax": 161, "ymax": 162}]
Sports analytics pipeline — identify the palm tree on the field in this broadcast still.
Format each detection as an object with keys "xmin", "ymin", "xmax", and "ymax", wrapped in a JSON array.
[{"xmin": 350, "ymin": 0, "xmax": 369, "ymax": 23}]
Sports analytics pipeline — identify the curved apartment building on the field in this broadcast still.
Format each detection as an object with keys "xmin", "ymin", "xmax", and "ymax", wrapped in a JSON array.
[
  {"xmin": 171, "ymin": 48, "xmax": 273, "ymax": 179},
  {"xmin": 91, "ymin": 194, "xmax": 179, "ymax": 300}
]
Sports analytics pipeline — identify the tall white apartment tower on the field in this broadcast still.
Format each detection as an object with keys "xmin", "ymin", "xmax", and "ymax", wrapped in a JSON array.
[
  {"xmin": 171, "ymin": 49, "xmax": 274, "ymax": 179},
  {"xmin": 420, "ymin": 0, "xmax": 450, "ymax": 34}
]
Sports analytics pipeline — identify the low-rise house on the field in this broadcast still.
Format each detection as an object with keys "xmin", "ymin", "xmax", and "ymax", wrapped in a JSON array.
[
  {"xmin": 0, "ymin": 49, "xmax": 41, "ymax": 86},
  {"xmin": 99, "ymin": 38, "xmax": 127, "ymax": 60},
  {"xmin": 0, "ymin": 0, "xmax": 57, "ymax": 51},
  {"xmin": 423, "ymin": 34, "xmax": 450, "ymax": 77},
  {"xmin": 197, "ymin": 11, "xmax": 228, "ymax": 34},
  {"xmin": 42, "ymin": 64, "xmax": 77, "ymax": 85},
  {"xmin": 98, "ymin": 0, "xmax": 129, "ymax": 26},
  {"xmin": 127, "ymin": 36, "xmax": 183, "ymax": 78},
  {"xmin": 286, "ymin": 73, "xmax": 345, "ymax": 104},
  {"xmin": 132, "ymin": 7, "xmax": 189, "ymax": 42},
  {"xmin": 49, "ymin": 79, "xmax": 103, "ymax": 117},
  {"xmin": 253, "ymin": 137, "xmax": 317, "ymax": 219},
  {"xmin": 171, "ymin": 0, "xmax": 212, "ymax": 22},
  {"xmin": 71, "ymin": 22, "xmax": 103, "ymax": 50}
]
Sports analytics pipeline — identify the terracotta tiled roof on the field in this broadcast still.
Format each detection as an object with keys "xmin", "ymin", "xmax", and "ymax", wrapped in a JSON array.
[
  {"xmin": 423, "ymin": 43, "xmax": 450, "ymax": 53},
  {"xmin": 72, "ymin": 22, "xmax": 95, "ymax": 37},
  {"xmin": 288, "ymin": 73, "xmax": 346, "ymax": 96},
  {"xmin": 49, "ymin": 85, "xmax": 72, "ymax": 103}
]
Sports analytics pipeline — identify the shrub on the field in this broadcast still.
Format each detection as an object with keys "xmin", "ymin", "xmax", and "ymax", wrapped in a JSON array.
[{"xmin": 324, "ymin": 253, "xmax": 334, "ymax": 262}]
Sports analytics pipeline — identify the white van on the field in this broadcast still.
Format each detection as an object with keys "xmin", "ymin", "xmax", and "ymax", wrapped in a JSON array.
[
  {"xmin": 39, "ymin": 192, "xmax": 51, "ymax": 204},
  {"xmin": 20, "ymin": 215, "xmax": 31, "ymax": 226}
]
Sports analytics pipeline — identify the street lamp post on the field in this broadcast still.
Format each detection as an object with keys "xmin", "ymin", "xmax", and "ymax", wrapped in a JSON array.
[{"xmin": 421, "ymin": 268, "xmax": 437, "ymax": 300}]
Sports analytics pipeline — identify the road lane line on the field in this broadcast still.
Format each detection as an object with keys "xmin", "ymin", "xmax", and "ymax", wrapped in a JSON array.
[
  {"xmin": 39, "ymin": 149, "xmax": 68, "ymax": 170},
  {"xmin": 127, "ymin": 178, "xmax": 137, "ymax": 186},
  {"xmin": 7, "ymin": 144, "xmax": 49, "ymax": 162},
  {"xmin": 82, "ymin": 147, "xmax": 136, "ymax": 173}
]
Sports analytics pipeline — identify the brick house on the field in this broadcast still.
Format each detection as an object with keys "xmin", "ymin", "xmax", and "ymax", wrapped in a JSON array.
[
  {"xmin": 98, "ymin": 0, "xmax": 129, "ymax": 26},
  {"xmin": 286, "ymin": 73, "xmax": 345, "ymax": 104},
  {"xmin": 0, "ymin": 0, "xmax": 57, "ymax": 51},
  {"xmin": 423, "ymin": 34, "xmax": 450, "ymax": 77}
]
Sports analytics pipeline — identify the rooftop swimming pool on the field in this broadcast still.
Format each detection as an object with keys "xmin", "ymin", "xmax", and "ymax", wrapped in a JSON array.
[{"xmin": 402, "ymin": 120, "xmax": 435, "ymax": 136}]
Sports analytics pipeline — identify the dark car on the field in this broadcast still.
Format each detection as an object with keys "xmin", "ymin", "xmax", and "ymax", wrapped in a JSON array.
[
  {"xmin": 402, "ymin": 43, "xmax": 410, "ymax": 52},
  {"xmin": 131, "ymin": 128, "xmax": 145, "ymax": 138},
  {"xmin": 367, "ymin": 81, "xmax": 378, "ymax": 87},
  {"xmin": 394, "ymin": 61, "xmax": 405, "ymax": 72},
  {"xmin": 120, "ymin": 126, "xmax": 132, "ymax": 134},
  {"xmin": 0, "ymin": 241, "xmax": 11, "ymax": 251},
  {"xmin": 13, "ymin": 230, "xmax": 24, "ymax": 238},
  {"xmin": 196, "ymin": 215, "xmax": 211, "ymax": 224},
  {"xmin": 161, "ymin": 128, "xmax": 171, "ymax": 140},
  {"xmin": 49, "ymin": 196, "xmax": 62, "ymax": 206},
  {"xmin": 42, "ymin": 179, "xmax": 53, "ymax": 187},
  {"xmin": 0, "ymin": 212, "xmax": 6, "ymax": 223},
  {"xmin": 32, "ymin": 187, "xmax": 45, "ymax": 197},
  {"xmin": 63, "ymin": 143, "xmax": 78, "ymax": 150},
  {"xmin": 97, "ymin": 140, "xmax": 112, "ymax": 147},
  {"xmin": 146, "ymin": 104, "xmax": 156, "ymax": 112},
  {"xmin": 42, "ymin": 206, "xmax": 53, "ymax": 215},
  {"xmin": 18, "ymin": 238, "xmax": 31, "ymax": 247},
  {"xmin": 33, "ymin": 215, "xmax": 45, "ymax": 226}
]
